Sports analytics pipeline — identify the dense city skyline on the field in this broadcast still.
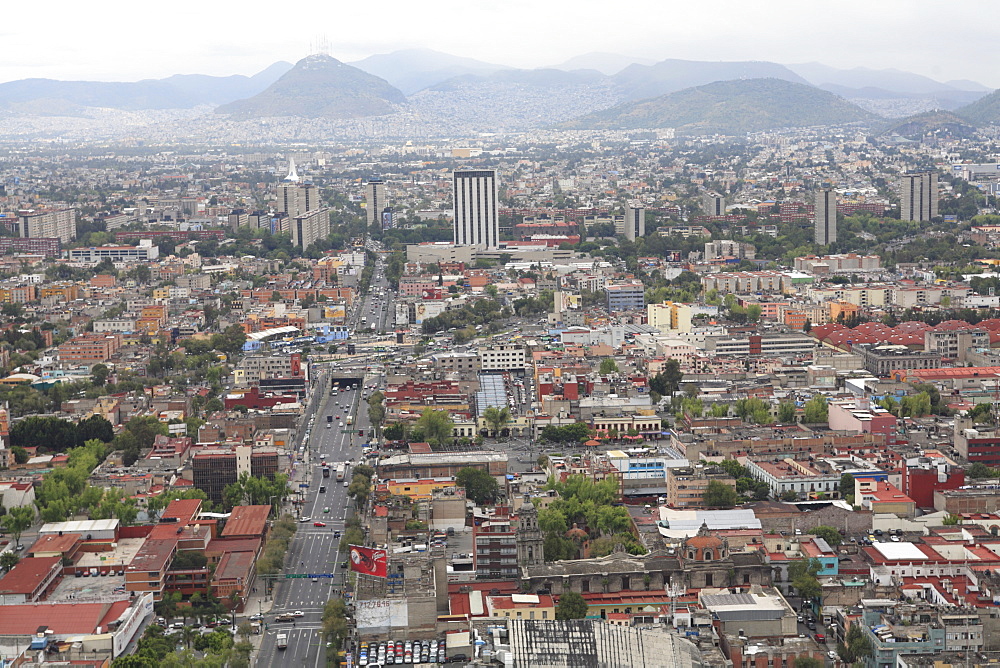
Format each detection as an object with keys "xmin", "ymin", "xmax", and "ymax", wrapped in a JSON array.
[{"xmin": 6, "ymin": 0, "xmax": 1000, "ymax": 88}]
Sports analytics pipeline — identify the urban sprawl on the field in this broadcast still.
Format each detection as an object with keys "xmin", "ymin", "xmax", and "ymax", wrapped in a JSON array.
[{"xmin": 3, "ymin": 126, "xmax": 1000, "ymax": 668}]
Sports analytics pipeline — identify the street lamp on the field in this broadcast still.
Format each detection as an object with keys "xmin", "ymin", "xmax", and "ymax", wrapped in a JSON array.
[{"xmin": 267, "ymin": 495, "xmax": 277, "ymax": 518}]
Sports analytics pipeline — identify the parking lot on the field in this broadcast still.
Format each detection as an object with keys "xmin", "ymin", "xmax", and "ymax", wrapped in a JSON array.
[{"xmin": 49, "ymin": 568, "xmax": 128, "ymax": 602}]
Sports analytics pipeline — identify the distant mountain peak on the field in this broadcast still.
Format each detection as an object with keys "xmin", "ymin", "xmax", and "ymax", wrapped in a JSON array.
[{"xmin": 215, "ymin": 53, "xmax": 407, "ymax": 119}]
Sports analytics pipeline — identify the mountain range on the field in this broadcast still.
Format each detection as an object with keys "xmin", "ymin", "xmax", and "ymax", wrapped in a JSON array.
[
  {"xmin": 561, "ymin": 78, "xmax": 876, "ymax": 134},
  {"xmin": 1, "ymin": 49, "xmax": 999, "ymax": 135}
]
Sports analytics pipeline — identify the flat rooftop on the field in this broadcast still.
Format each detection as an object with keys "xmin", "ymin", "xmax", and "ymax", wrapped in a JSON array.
[{"xmin": 75, "ymin": 538, "xmax": 145, "ymax": 570}]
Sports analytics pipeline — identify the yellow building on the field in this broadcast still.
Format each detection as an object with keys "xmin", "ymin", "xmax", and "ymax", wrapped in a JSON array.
[
  {"xmin": 377, "ymin": 477, "xmax": 456, "ymax": 500},
  {"xmin": 647, "ymin": 301, "xmax": 692, "ymax": 333},
  {"xmin": 486, "ymin": 594, "xmax": 556, "ymax": 621}
]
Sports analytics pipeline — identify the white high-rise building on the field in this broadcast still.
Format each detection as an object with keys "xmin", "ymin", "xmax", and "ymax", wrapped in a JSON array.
[
  {"xmin": 815, "ymin": 188, "xmax": 837, "ymax": 245},
  {"xmin": 900, "ymin": 172, "xmax": 939, "ymax": 222},
  {"xmin": 625, "ymin": 200, "xmax": 645, "ymax": 241},
  {"xmin": 365, "ymin": 178, "xmax": 386, "ymax": 228},
  {"xmin": 704, "ymin": 193, "xmax": 725, "ymax": 216},
  {"xmin": 453, "ymin": 169, "xmax": 498, "ymax": 248}
]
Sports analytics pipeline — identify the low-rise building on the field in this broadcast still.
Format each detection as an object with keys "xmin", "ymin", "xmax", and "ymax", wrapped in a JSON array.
[
  {"xmin": 746, "ymin": 458, "xmax": 841, "ymax": 501},
  {"xmin": 665, "ymin": 465, "xmax": 737, "ymax": 508}
]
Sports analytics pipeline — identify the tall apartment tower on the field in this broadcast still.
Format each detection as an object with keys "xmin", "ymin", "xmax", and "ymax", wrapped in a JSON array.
[
  {"xmin": 291, "ymin": 208, "xmax": 330, "ymax": 250},
  {"xmin": 900, "ymin": 172, "xmax": 939, "ymax": 222},
  {"xmin": 17, "ymin": 208, "xmax": 76, "ymax": 244},
  {"xmin": 625, "ymin": 200, "xmax": 645, "ymax": 241},
  {"xmin": 815, "ymin": 188, "xmax": 837, "ymax": 245},
  {"xmin": 365, "ymin": 178, "xmax": 386, "ymax": 227},
  {"xmin": 453, "ymin": 169, "xmax": 498, "ymax": 248},
  {"xmin": 704, "ymin": 193, "xmax": 725, "ymax": 216},
  {"xmin": 277, "ymin": 183, "xmax": 319, "ymax": 218}
]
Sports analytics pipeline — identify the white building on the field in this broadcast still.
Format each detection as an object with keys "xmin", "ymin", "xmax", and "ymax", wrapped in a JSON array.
[
  {"xmin": 478, "ymin": 344, "xmax": 526, "ymax": 372},
  {"xmin": 453, "ymin": 169, "xmax": 499, "ymax": 248},
  {"xmin": 625, "ymin": 200, "xmax": 645, "ymax": 241},
  {"xmin": 68, "ymin": 240, "xmax": 159, "ymax": 263}
]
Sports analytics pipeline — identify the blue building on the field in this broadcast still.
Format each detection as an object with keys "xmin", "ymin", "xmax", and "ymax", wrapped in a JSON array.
[{"xmin": 605, "ymin": 283, "xmax": 644, "ymax": 312}]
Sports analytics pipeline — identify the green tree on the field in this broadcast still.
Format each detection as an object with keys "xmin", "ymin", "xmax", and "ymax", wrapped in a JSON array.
[
  {"xmin": 838, "ymin": 623, "xmax": 874, "ymax": 664},
  {"xmin": 455, "ymin": 467, "xmax": 500, "ymax": 506},
  {"xmin": 0, "ymin": 551, "xmax": 20, "ymax": 572},
  {"xmin": 599, "ymin": 358, "xmax": 619, "ymax": 375},
  {"xmin": 966, "ymin": 462, "xmax": 997, "ymax": 479},
  {"xmin": 703, "ymin": 480, "xmax": 738, "ymax": 508},
  {"xmin": 793, "ymin": 658, "xmax": 822, "ymax": 668},
  {"xmin": 649, "ymin": 359, "xmax": 683, "ymax": 396},
  {"xmin": 803, "ymin": 395, "xmax": 829, "ymax": 423},
  {"xmin": 942, "ymin": 513, "xmax": 962, "ymax": 525},
  {"xmin": 125, "ymin": 415, "xmax": 168, "ymax": 449},
  {"xmin": 788, "ymin": 558, "xmax": 823, "ymax": 600},
  {"xmin": 10, "ymin": 446, "xmax": 29, "ymax": 464},
  {"xmin": 482, "ymin": 405, "xmax": 511, "ymax": 438},
  {"xmin": 322, "ymin": 598, "xmax": 350, "ymax": 653},
  {"xmin": 808, "ymin": 525, "xmax": 843, "ymax": 546},
  {"xmin": 90, "ymin": 363, "xmax": 110, "ymax": 387},
  {"xmin": 1, "ymin": 506, "xmax": 34, "ymax": 547},
  {"xmin": 415, "ymin": 407, "xmax": 453, "ymax": 446},
  {"xmin": 777, "ymin": 401, "xmax": 797, "ymax": 423},
  {"xmin": 555, "ymin": 591, "xmax": 589, "ymax": 620},
  {"xmin": 77, "ymin": 415, "xmax": 114, "ymax": 445}
]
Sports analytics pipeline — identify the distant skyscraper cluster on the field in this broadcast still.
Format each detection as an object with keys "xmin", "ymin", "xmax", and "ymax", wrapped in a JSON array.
[
  {"xmin": 900, "ymin": 172, "xmax": 939, "ymax": 222},
  {"xmin": 814, "ymin": 187, "xmax": 837, "ymax": 245},
  {"xmin": 453, "ymin": 169, "xmax": 499, "ymax": 249}
]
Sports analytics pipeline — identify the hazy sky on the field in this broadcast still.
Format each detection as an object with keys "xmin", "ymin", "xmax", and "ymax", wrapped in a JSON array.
[{"xmin": 6, "ymin": 0, "xmax": 999, "ymax": 87}]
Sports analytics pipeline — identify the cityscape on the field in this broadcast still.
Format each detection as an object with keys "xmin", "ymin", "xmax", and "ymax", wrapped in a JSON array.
[{"xmin": 5, "ymin": 7, "xmax": 1000, "ymax": 668}]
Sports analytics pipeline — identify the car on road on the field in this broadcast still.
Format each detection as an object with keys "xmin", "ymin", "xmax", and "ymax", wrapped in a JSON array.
[
  {"xmin": 299, "ymin": 517, "xmax": 312, "ymax": 523},
  {"xmin": 274, "ymin": 614, "xmax": 296, "ymax": 622},
  {"xmin": 314, "ymin": 521, "xmax": 326, "ymax": 527},
  {"xmin": 340, "ymin": 560, "xmax": 348, "ymax": 569},
  {"xmin": 292, "ymin": 611, "xmax": 305, "ymax": 617}
]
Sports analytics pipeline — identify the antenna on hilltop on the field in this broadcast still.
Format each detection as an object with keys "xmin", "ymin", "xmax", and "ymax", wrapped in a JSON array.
[{"xmin": 310, "ymin": 35, "xmax": 331, "ymax": 57}]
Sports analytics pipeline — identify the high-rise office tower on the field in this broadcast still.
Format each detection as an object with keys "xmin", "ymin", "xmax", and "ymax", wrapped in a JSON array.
[
  {"xmin": 625, "ymin": 200, "xmax": 645, "ymax": 241},
  {"xmin": 704, "ymin": 193, "xmax": 725, "ymax": 216},
  {"xmin": 453, "ymin": 169, "xmax": 498, "ymax": 248},
  {"xmin": 276, "ymin": 157, "xmax": 318, "ymax": 219},
  {"xmin": 815, "ymin": 188, "xmax": 837, "ymax": 245},
  {"xmin": 365, "ymin": 178, "xmax": 386, "ymax": 228},
  {"xmin": 900, "ymin": 172, "xmax": 939, "ymax": 222}
]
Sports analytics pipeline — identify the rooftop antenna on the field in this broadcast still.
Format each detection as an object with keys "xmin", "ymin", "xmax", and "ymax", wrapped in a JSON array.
[{"xmin": 310, "ymin": 35, "xmax": 331, "ymax": 57}]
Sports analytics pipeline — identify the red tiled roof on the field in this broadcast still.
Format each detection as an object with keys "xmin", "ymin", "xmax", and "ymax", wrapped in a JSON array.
[
  {"xmin": 161, "ymin": 498, "xmax": 202, "ymax": 522},
  {"xmin": 221, "ymin": 505, "xmax": 270, "ymax": 538},
  {"xmin": 0, "ymin": 601, "xmax": 132, "ymax": 634},
  {"xmin": 0, "ymin": 557, "xmax": 60, "ymax": 594},
  {"xmin": 26, "ymin": 533, "xmax": 80, "ymax": 555}
]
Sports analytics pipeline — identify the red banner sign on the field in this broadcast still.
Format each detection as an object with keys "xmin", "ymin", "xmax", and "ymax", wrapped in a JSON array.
[{"xmin": 348, "ymin": 545, "xmax": 388, "ymax": 578}]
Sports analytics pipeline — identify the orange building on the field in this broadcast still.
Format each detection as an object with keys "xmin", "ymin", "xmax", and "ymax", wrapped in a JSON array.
[{"xmin": 57, "ymin": 333, "xmax": 122, "ymax": 364}]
